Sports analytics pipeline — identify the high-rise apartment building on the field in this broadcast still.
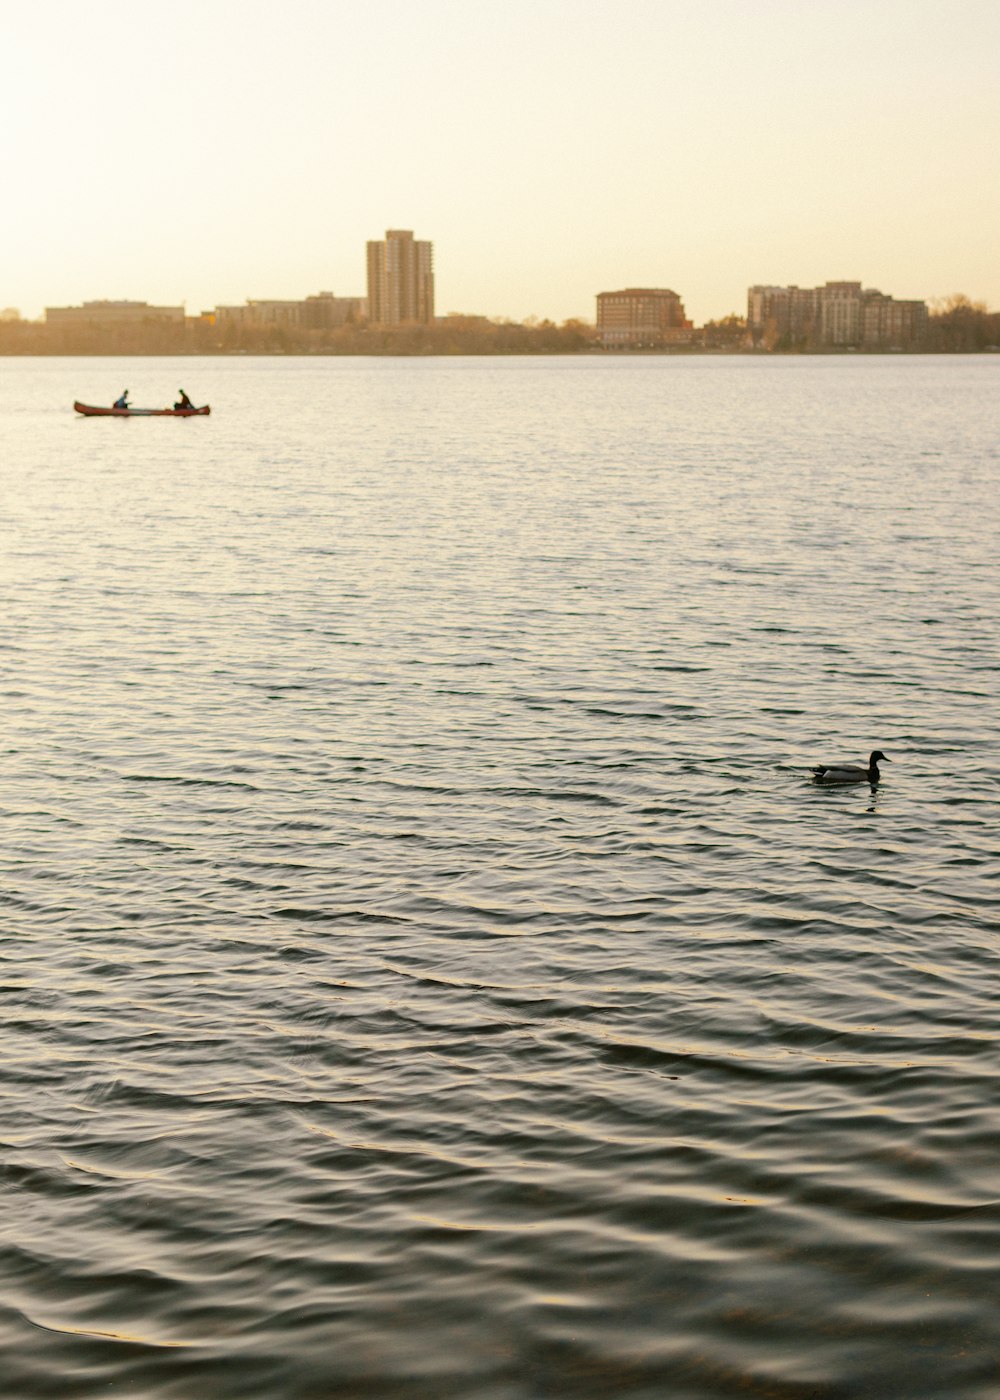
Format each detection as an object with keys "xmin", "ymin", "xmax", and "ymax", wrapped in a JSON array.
[
  {"xmin": 366, "ymin": 230, "xmax": 435, "ymax": 326},
  {"xmin": 747, "ymin": 286, "xmax": 820, "ymax": 344},
  {"xmin": 860, "ymin": 291, "xmax": 929, "ymax": 347},
  {"xmin": 747, "ymin": 281, "xmax": 927, "ymax": 348},
  {"xmin": 595, "ymin": 288, "xmax": 692, "ymax": 347}
]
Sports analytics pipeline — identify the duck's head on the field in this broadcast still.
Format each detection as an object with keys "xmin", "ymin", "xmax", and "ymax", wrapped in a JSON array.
[{"xmin": 870, "ymin": 750, "xmax": 889, "ymax": 764}]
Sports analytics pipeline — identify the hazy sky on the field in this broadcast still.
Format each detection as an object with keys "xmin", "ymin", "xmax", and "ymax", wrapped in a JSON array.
[{"xmin": 3, "ymin": 0, "xmax": 998, "ymax": 323}]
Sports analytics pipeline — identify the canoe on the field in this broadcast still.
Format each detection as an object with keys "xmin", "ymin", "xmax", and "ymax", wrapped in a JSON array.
[{"xmin": 74, "ymin": 401, "xmax": 211, "ymax": 417}]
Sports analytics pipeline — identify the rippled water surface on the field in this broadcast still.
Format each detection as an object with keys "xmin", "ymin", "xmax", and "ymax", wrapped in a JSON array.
[{"xmin": 1, "ymin": 355, "xmax": 998, "ymax": 1398}]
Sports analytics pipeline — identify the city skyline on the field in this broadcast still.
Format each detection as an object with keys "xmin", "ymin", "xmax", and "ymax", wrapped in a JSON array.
[
  {"xmin": 8, "ymin": 231, "xmax": 998, "ymax": 335},
  {"xmin": 3, "ymin": 0, "xmax": 999, "ymax": 325},
  {"xmin": 29, "ymin": 270, "xmax": 980, "ymax": 356},
  {"xmin": 30, "ymin": 263, "xmax": 944, "ymax": 331},
  {"xmin": 37, "ymin": 268, "xmax": 933, "ymax": 340}
]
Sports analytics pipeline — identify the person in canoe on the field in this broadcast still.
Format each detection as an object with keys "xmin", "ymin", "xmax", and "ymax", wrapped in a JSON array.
[
  {"xmin": 113, "ymin": 389, "xmax": 129, "ymax": 410},
  {"xmin": 174, "ymin": 389, "xmax": 194, "ymax": 410}
]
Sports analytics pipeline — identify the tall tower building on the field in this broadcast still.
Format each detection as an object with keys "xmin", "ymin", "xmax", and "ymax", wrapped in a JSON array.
[{"xmin": 366, "ymin": 229, "xmax": 435, "ymax": 326}]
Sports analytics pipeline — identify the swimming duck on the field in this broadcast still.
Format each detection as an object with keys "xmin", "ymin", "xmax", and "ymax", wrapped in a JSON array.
[{"xmin": 811, "ymin": 750, "xmax": 889, "ymax": 783}]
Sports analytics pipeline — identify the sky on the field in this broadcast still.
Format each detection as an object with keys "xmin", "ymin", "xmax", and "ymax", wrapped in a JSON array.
[{"xmin": 2, "ymin": 0, "xmax": 999, "ymax": 324}]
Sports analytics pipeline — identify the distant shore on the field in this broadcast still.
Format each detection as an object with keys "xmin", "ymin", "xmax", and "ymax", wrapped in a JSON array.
[
  {"xmin": 3, "ymin": 347, "xmax": 998, "ymax": 358},
  {"xmin": 2, "ymin": 304, "xmax": 997, "ymax": 357}
]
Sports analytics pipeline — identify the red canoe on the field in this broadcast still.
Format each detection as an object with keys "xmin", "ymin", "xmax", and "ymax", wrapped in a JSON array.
[{"xmin": 74, "ymin": 401, "xmax": 211, "ymax": 417}]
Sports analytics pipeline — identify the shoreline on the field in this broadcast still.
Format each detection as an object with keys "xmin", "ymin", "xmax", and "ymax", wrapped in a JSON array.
[{"xmin": 3, "ymin": 347, "xmax": 999, "ymax": 358}]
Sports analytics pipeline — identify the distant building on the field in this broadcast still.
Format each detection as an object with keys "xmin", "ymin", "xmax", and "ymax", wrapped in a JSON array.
[
  {"xmin": 748, "ymin": 281, "xmax": 927, "ymax": 348},
  {"xmin": 214, "ymin": 293, "xmax": 367, "ymax": 332},
  {"xmin": 301, "ymin": 292, "xmax": 368, "ymax": 329},
  {"xmin": 240, "ymin": 299, "xmax": 306, "ymax": 327},
  {"xmin": 45, "ymin": 299, "xmax": 185, "ymax": 325},
  {"xmin": 860, "ymin": 291, "xmax": 929, "ymax": 347},
  {"xmin": 820, "ymin": 282, "xmax": 865, "ymax": 344},
  {"xmin": 366, "ymin": 230, "xmax": 434, "ymax": 325},
  {"xmin": 435, "ymin": 312, "xmax": 492, "ymax": 329},
  {"xmin": 596, "ymin": 288, "xmax": 693, "ymax": 347},
  {"xmin": 746, "ymin": 286, "xmax": 820, "ymax": 345}
]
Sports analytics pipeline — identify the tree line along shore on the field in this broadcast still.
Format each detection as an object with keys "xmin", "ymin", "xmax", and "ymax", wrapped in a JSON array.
[{"xmin": 1, "ymin": 298, "xmax": 996, "ymax": 356}]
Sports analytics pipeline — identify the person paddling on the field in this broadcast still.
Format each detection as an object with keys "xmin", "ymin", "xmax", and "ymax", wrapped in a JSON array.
[
  {"xmin": 113, "ymin": 389, "xmax": 129, "ymax": 410},
  {"xmin": 174, "ymin": 389, "xmax": 194, "ymax": 410}
]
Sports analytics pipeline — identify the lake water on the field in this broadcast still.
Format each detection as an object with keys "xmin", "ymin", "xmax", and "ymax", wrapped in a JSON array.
[{"xmin": 1, "ymin": 354, "xmax": 998, "ymax": 1398}]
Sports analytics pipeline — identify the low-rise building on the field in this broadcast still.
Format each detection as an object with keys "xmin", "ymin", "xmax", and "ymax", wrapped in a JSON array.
[
  {"xmin": 215, "ymin": 293, "xmax": 367, "ymax": 332},
  {"xmin": 301, "ymin": 292, "xmax": 368, "ymax": 329},
  {"xmin": 238, "ymin": 299, "xmax": 307, "ymax": 327},
  {"xmin": 45, "ymin": 299, "xmax": 185, "ymax": 325}
]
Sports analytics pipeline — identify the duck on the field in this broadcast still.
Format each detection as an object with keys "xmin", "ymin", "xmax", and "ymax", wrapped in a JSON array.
[{"xmin": 811, "ymin": 750, "xmax": 889, "ymax": 783}]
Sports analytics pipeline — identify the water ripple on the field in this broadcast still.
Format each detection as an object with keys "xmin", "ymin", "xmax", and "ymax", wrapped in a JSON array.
[{"xmin": 0, "ymin": 356, "xmax": 998, "ymax": 1397}]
